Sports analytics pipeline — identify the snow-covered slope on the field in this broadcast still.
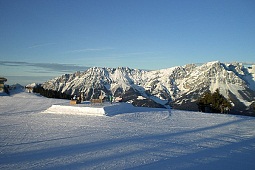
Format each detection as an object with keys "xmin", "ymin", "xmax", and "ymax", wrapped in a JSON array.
[
  {"xmin": 43, "ymin": 67, "xmax": 145, "ymax": 98},
  {"xmin": 1, "ymin": 91, "xmax": 255, "ymax": 169},
  {"xmin": 42, "ymin": 61, "xmax": 255, "ymax": 113}
]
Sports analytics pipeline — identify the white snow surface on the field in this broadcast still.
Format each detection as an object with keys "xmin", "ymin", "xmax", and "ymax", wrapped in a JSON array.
[
  {"xmin": 1, "ymin": 91, "xmax": 255, "ymax": 170},
  {"xmin": 43, "ymin": 102, "xmax": 165, "ymax": 117}
]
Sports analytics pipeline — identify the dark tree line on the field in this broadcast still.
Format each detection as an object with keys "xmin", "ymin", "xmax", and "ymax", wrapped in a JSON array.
[
  {"xmin": 197, "ymin": 89, "xmax": 232, "ymax": 113},
  {"xmin": 33, "ymin": 85, "xmax": 71, "ymax": 100}
]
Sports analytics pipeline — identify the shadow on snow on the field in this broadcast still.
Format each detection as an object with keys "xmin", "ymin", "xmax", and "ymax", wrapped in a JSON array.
[{"xmin": 1, "ymin": 118, "xmax": 255, "ymax": 169}]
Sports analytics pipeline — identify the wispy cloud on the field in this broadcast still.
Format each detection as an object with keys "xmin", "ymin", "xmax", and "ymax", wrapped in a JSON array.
[
  {"xmin": 67, "ymin": 47, "xmax": 114, "ymax": 53},
  {"xmin": 119, "ymin": 51, "xmax": 154, "ymax": 56},
  {"xmin": 0, "ymin": 61, "xmax": 88, "ymax": 73},
  {"xmin": 28, "ymin": 43, "xmax": 56, "ymax": 49},
  {"xmin": 102, "ymin": 51, "xmax": 156, "ymax": 60}
]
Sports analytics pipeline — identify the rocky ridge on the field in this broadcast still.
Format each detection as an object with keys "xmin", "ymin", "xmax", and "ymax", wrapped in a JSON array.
[{"xmin": 42, "ymin": 61, "xmax": 255, "ymax": 114}]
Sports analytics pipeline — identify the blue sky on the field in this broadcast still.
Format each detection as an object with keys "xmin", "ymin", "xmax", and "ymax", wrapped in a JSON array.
[{"xmin": 0, "ymin": 0, "xmax": 255, "ymax": 85}]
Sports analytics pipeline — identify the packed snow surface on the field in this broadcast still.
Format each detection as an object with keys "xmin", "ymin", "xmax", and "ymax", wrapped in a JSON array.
[
  {"xmin": 44, "ymin": 102, "xmax": 168, "ymax": 117},
  {"xmin": 1, "ymin": 91, "xmax": 255, "ymax": 170}
]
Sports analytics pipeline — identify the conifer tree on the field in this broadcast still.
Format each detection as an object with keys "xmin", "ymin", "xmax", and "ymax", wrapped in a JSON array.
[{"xmin": 197, "ymin": 89, "xmax": 232, "ymax": 113}]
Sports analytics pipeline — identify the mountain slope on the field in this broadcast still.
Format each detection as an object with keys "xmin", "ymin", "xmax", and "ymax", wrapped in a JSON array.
[{"xmin": 42, "ymin": 61, "xmax": 255, "ymax": 114}]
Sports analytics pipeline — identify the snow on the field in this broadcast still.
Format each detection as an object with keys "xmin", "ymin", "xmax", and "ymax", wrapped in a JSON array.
[
  {"xmin": 44, "ymin": 104, "xmax": 106, "ymax": 116},
  {"xmin": 43, "ymin": 102, "xmax": 167, "ymax": 116},
  {"xmin": 1, "ymin": 90, "xmax": 255, "ymax": 170},
  {"xmin": 42, "ymin": 62, "xmax": 255, "ymax": 112}
]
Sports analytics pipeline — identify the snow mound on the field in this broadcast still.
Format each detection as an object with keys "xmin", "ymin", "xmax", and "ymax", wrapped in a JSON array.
[
  {"xmin": 43, "ymin": 102, "xmax": 170, "ymax": 116},
  {"xmin": 43, "ymin": 104, "xmax": 106, "ymax": 116}
]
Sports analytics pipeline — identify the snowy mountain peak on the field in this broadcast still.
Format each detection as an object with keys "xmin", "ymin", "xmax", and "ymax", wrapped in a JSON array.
[{"xmin": 42, "ymin": 61, "xmax": 255, "ymax": 113}]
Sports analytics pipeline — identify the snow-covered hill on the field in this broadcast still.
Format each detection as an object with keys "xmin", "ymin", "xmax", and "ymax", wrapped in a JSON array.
[
  {"xmin": 42, "ymin": 61, "xmax": 255, "ymax": 114},
  {"xmin": 1, "ymin": 90, "xmax": 255, "ymax": 169}
]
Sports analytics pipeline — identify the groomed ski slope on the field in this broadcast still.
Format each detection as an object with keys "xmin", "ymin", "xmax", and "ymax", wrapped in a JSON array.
[{"xmin": 0, "ymin": 91, "xmax": 255, "ymax": 170}]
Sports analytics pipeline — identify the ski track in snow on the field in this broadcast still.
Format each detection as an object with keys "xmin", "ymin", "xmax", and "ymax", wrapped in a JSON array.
[{"xmin": 0, "ymin": 92, "xmax": 255, "ymax": 170}]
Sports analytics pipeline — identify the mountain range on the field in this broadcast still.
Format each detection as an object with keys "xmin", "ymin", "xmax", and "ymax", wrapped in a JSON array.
[{"xmin": 42, "ymin": 61, "xmax": 255, "ymax": 115}]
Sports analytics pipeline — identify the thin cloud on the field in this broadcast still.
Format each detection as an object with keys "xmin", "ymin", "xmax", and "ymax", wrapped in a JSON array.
[
  {"xmin": 105, "ymin": 51, "xmax": 156, "ymax": 60},
  {"xmin": 0, "ymin": 61, "xmax": 88, "ymax": 73},
  {"xmin": 28, "ymin": 43, "xmax": 56, "ymax": 49},
  {"xmin": 0, "ymin": 61, "xmax": 29, "ymax": 66},
  {"xmin": 119, "ymin": 51, "xmax": 154, "ymax": 56},
  {"xmin": 67, "ymin": 47, "xmax": 114, "ymax": 53}
]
